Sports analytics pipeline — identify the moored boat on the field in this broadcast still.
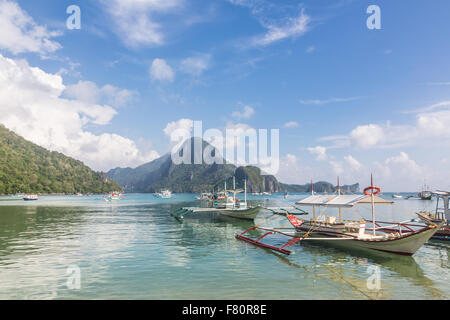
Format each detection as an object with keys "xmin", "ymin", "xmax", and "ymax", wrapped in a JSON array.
[
  {"xmin": 23, "ymin": 194, "xmax": 38, "ymax": 201},
  {"xmin": 172, "ymin": 176, "xmax": 262, "ymax": 221},
  {"xmin": 104, "ymin": 191, "xmax": 123, "ymax": 201},
  {"xmin": 154, "ymin": 190, "xmax": 172, "ymax": 199},
  {"xmin": 416, "ymin": 191, "xmax": 450, "ymax": 241},
  {"xmin": 236, "ymin": 176, "xmax": 442, "ymax": 256}
]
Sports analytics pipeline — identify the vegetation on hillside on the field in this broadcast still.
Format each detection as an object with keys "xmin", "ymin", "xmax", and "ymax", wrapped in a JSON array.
[{"xmin": 0, "ymin": 125, "xmax": 121, "ymax": 194}]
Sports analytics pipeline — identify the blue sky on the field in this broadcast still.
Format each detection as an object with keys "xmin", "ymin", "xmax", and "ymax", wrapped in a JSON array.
[{"xmin": 1, "ymin": 0, "xmax": 450, "ymax": 191}]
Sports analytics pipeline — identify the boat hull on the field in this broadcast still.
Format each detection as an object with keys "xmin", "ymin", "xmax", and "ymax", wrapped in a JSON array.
[
  {"xmin": 218, "ymin": 206, "xmax": 262, "ymax": 220},
  {"xmin": 296, "ymin": 224, "xmax": 441, "ymax": 256}
]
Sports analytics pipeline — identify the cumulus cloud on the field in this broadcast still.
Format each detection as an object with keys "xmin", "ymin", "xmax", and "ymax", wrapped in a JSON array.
[
  {"xmin": 64, "ymin": 81, "xmax": 138, "ymax": 108},
  {"xmin": 321, "ymin": 101, "xmax": 450, "ymax": 151},
  {"xmin": 180, "ymin": 53, "xmax": 211, "ymax": 76},
  {"xmin": 101, "ymin": 0, "xmax": 182, "ymax": 48},
  {"xmin": 0, "ymin": 0, "xmax": 62, "ymax": 55},
  {"xmin": 307, "ymin": 146, "xmax": 327, "ymax": 161},
  {"xmin": 163, "ymin": 118, "xmax": 194, "ymax": 142},
  {"xmin": 231, "ymin": 105, "xmax": 254, "ymax": 119},
  {"xmin": 0, "ymin": 54, "xmax": 158, "ymax": 171},
  {"xmin": 150, "ymin": 58, "xmax": 175, "ymax": 82},
  {"xmin": 344, "ymin": 155, "xmax": 361, "ymax": 170}
]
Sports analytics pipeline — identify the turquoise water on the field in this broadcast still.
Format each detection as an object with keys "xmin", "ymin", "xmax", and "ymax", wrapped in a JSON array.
[{"xmin": 0, "ymin": 193, "xmax": 448, "ymax": 300}]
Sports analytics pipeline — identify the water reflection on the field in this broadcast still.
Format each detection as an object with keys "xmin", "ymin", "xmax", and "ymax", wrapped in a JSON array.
[{"xmin": 0, "ymin": 194, "xmax": 448, "ymax": 300}]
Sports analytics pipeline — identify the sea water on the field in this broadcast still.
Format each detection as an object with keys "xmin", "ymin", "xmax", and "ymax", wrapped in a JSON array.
[{"xmin": 0, "ymin": 193, "xmax": 448, "ymax": 300}]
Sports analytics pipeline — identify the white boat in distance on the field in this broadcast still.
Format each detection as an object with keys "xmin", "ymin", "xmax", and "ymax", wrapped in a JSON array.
[
  {"xmin": 237, "ymin": 176, "xmax": 442, "ymax": 256},
  {"xmin": 23, "ymin": 194, "xmax": 38, "ymax": 201},
  {"xmin": 154, "ymin": 190, "xmax": 172, "ymax": 199},
  {"xmin": 104, "ymin": 191, "xmax": 124, "ymax": 202}
]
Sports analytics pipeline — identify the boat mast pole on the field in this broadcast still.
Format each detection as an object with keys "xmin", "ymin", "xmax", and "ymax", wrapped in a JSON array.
[
  {"xmin": 244, "ymin": 176, "xmax": 247, "ymax": 205},
  {"xmin": 233, "ymin": 175, "xmax": 236, "ymax": 208},
  {"xmin": 338, "ymin": 176, "xmax": 342, "ymax": 222},
  {"xmin": 311, "ymin": 179, "xmax": 315, "ymax": 219},
  {"xmin": 371, "ymin": 174, "xmax": 376, "ymax": 236}
]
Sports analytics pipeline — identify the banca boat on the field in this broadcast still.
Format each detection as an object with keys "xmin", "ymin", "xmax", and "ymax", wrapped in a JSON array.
[{"xmin": 237, "ymin": 177, "xmax": 442, "ymax": 256}]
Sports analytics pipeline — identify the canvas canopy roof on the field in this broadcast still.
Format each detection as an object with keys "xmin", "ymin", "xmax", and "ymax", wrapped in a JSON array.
[{"xmin": 295, "ymin": 194, "xmax": 393, "ymax": 208}]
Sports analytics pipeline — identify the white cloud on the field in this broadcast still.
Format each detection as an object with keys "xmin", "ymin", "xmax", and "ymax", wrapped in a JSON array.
[
  {"xmin": 253, "ymin": 10, "xmax": 310, "ymax": 46},
  {"xmin": 321, "ymin": 101, "xmax": 450, "ymax": 150},
  {"xmin": 150, "ymin": 58, "xmax": 175, "ymax": 82},
  {"xmin": 163, "ymin": 118, "xmax": 193, "ymax": 142},
  {"xmin": 276, "ymin": 154, "xmax": 316, "ymax": 184},
  {"xmin": 64, "ymin": 81, "xmax": 138, "ymax": 108},
  {"xmin": 344, "ymin": 155, "xmax": 361, "ymax": 170},
  {"xmin": 284, "ymin": 121, "xmax": 299, "ymax": 128},
  {"xmin": 307, "ymin": 146, "xmax": 327, "ymax": 161},
  {"xmin": 0, "ymin": 0, "xmax": 62, "ymax": 55},
  {"xmin": 228, "ymin": 1, "xmax": 311, "ymax": 47},
  {"xmin": 101, "ymin": 0, "xmax": 182, "ymax": 48},
  {"xmin": 180, "ymin": 53, "xmax": 211, "ymax": 76},
  {"xmin": 0, "ymin": 54, "xmax": 158, "ymax": 171},
  {"xmin": 300, "ymin": 96, "xmax": 362, "ymax": 105},
  {"xmin": 349, "ymin": 124, "xmax": 386, "ymax": 148},
  {"xmin": 232, "ymin": 105, "xmax": 254, "ymax": 119}
]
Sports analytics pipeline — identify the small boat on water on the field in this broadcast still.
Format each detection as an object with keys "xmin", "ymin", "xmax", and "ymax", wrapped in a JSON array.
[
  {"xmin": 23, "ymin": 194, "xmax": 38, "ymax": 201},
  {"xmin": 392, "ymin": 194, "xmax": 402, "ymax": 199},
  {"xmin": 416, "ymin": 191, "xmax": 450, "ymax": 241},
  {"xmin": 237, "ymin": 176, "xmax": 443, "ymax": 256},
  {"xmin": 154, "ymin": 190, "xmax": 172, "ymax": 199},
  {"xmin": 196, "ymin": 193, "xmax": 212, "ymax": 201},
  {"xmin": 104, "ymin": 191, "xmax": 124, "ymax": 202},
  {"xmin": 418, "ymin": 184, "xmax": 432, "ymax": 200}
]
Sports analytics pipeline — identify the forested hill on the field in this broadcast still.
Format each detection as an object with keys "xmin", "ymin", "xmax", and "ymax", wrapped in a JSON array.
[{"xmin": 0, "ymin": 125, "xmax": 121, "ymax": 195}]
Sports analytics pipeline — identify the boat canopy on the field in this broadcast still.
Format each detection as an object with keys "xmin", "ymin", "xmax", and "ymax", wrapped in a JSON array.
[{"xmin": 295, "ymin": 194, "xmax": 394, "ymax": 208}]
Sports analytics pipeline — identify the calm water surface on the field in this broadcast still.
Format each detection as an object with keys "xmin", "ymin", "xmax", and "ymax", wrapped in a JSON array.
[{"xmin": 0, "ymin": 193, "xmax": 448, "ymax": 300}]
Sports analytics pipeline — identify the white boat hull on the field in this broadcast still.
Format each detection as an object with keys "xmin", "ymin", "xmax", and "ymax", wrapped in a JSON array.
[{"xmin": 218, "ymin": 206, "xmax": 262, "ymax": 220}]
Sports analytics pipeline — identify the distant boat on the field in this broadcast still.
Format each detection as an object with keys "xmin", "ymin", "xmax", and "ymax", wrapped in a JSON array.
[
  {"xmin": 416, "ymin": 191, "xmax": 450, "ymax": 241},
  {"xmin": 196, "ymin": 193, "xmax": 211, "ymax": 201},
  {"xmin": 262, "ymin": 192, "xmax": 272, "ymax": 196},
  {"xmin": 154, "ymin": 190, "xmax": 172, "ymax": 199},
  {"xmin": 392, "ymin": 194, "xmax": 402, "ymax": 199},
  {"xmin": 23, "ymin": 194, "xmax": 38, "ymax": 201},
  {"xmin": 104, "ymin": 192, "xmax": 123, "ymax": 202},
  {"xmin": 173, "ymin": 176, "xmax": 262, "ymax": 221},
  {"xmin": 418, "ymin": 183, "xmax": 432, "ymax": 200}
]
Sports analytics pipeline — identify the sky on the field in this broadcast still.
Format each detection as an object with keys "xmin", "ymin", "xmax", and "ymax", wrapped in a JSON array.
[{"xmin": 0, "ymin": 0, "xmax": 450, "ymax": 191}]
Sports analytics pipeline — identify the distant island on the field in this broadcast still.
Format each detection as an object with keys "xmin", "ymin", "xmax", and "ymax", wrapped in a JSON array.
[
  {"xmin": 107, "ymin": 137, "xmax": 360, "ymax": 194},
  {"xmin": 0, "ymin": 125, "xmax": 121, "ymax": 195}
]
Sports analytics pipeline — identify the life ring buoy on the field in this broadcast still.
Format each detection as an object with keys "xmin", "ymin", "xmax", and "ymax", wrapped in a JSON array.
[{"xmin": 364, "ymin": 186, "xmax": 381, "ymax": 196}]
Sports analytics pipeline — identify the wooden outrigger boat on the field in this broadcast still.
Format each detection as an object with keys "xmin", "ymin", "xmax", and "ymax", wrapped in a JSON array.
[
  {"xmin": 236, "ymin": 176, "xmax": 443, "ymax": 256},
  {"xmin": 172, "ymin": 176, "xmax": 262, "ymax": 221},
  {"xmin": 416, "ymin": 191, "xmax": 450, "ymax": 241}
]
